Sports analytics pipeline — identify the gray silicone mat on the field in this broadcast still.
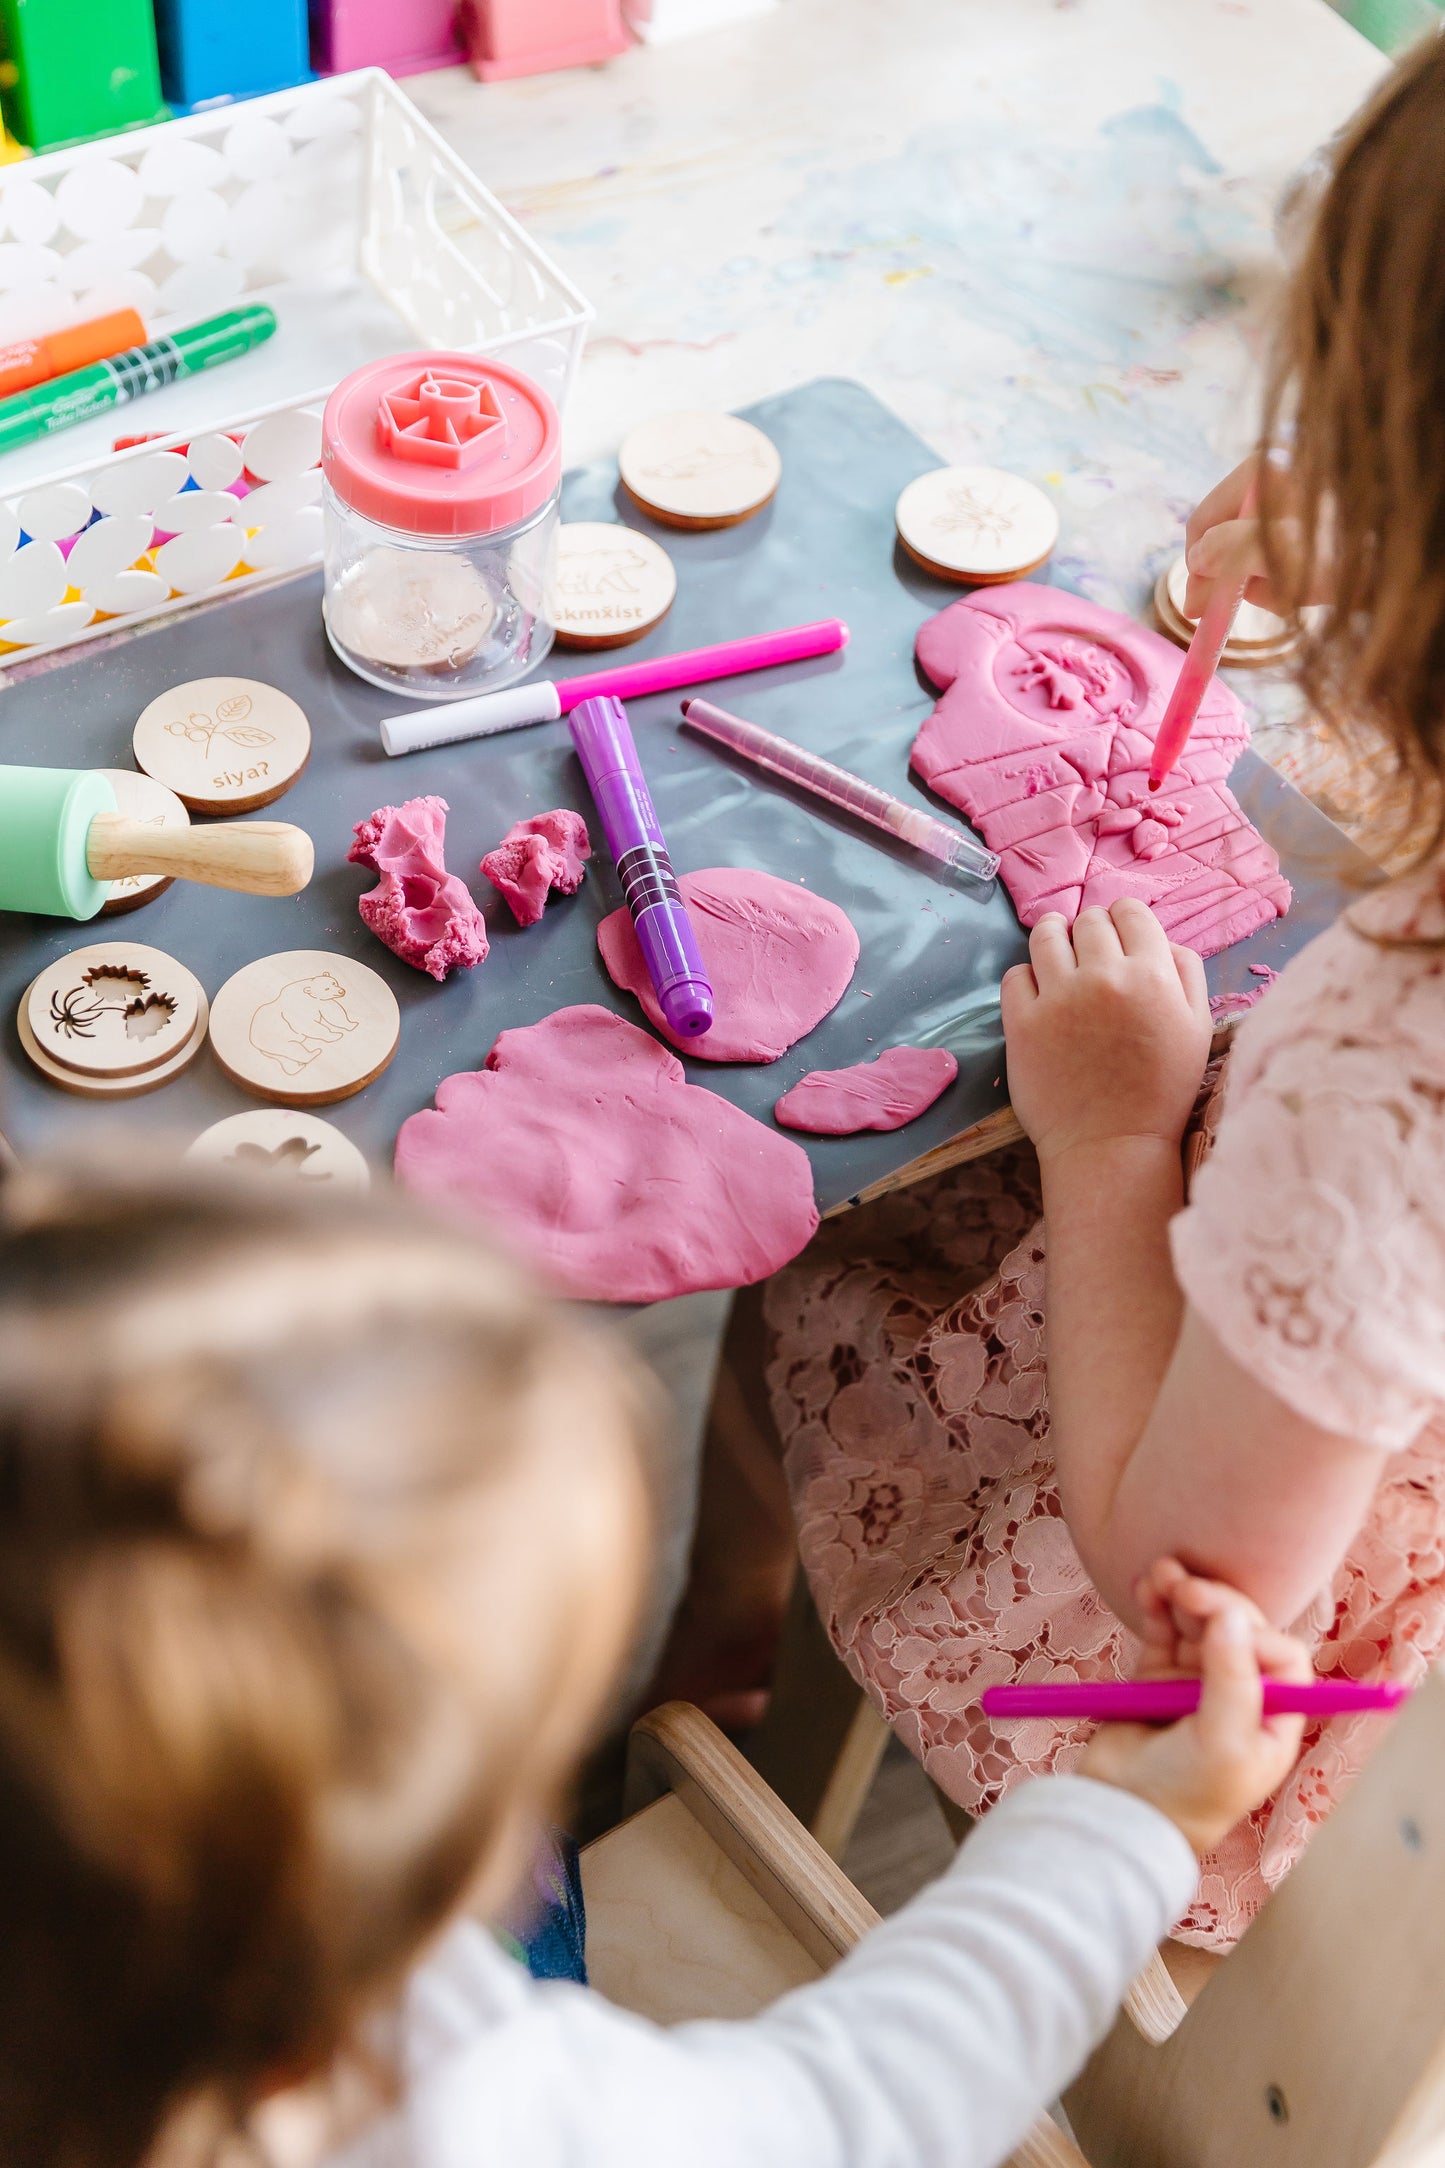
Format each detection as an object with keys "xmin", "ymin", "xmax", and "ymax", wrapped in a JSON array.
[{"xmin": 0, "ymin": 377, "xmax": 1371, "ymax": 1211}]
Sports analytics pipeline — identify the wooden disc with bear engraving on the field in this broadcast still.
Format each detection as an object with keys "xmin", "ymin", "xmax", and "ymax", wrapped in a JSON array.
[
  {"xmin": 18, "ymin": 943, "xmax": 208, "ymax": 1096},
  {"xmin": 208, "ymin": 949, "xmax": 399, "ymax": 1106},
  {"xmin": 546, "ymin": 523, "xmax": 676, "ymax": 649},
  {"xmin": 132, "ymin": 676, "xmax": 311, "ymax": 814},
  {"xmin": 186, "ymin": 1108, "xmax": 371, "ymax": 1191}
]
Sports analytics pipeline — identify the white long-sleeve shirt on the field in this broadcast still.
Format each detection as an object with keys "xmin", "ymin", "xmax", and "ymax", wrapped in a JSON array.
[{"xmin": 331, "ymin": 1775, "xmax": 1196, "ymax": 2168}]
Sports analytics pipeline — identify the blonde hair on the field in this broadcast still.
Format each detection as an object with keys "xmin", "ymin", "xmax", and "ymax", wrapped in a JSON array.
[{"xmin": 0, "ymin": 1161, "xmax": 650, "ymax": 2168}]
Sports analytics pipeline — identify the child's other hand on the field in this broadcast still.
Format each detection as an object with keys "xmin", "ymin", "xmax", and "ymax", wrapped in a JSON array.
[
  {"xmin": 1183, "ymin": 451, "xmax": 1316, "ymax": 621},
  {"xmin": 1001, "ymin": 898, "xmax": 1211, "ymax": 1168},
  {"xmin": 1079, "ymin": 1560, "xmax": 1311, "ymax": 1858}
]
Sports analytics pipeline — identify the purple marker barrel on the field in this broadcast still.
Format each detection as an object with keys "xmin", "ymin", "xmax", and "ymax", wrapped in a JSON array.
[{"xmin": 569, "ymin": 695, "xmax": 714, "ymax": 1038}]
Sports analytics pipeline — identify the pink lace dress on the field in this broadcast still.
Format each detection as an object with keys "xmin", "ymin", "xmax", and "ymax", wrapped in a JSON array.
[{"xmin": 765, "ymin": 871, "xmax": 1445, "ymax": 1949}]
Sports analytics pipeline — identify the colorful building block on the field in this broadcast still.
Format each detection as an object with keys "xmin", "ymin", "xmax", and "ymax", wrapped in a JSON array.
[
  {"xmin": 460, "ymin": 0, "xmax": 630, "ymax": 80},
  {"xmin": 155, "ymin": 0, "xmax": 312, "ymax": 110},
  {"xmin": 309, "ymin": 0, "xmax": 465, "ymax": 77},
  {"xmin": 0, "ymin": 0, "xmax": 168, "ymax": 150}
]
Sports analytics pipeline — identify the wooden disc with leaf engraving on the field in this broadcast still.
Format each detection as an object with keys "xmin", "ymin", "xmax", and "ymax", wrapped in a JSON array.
[
  {"xmin": 208, "ymin": 950, "xmax": 399, "ymax": 1106},
  {"xmin": 132, "ymin": 677, "xmax": 311, "ymax": 814},
  {"xmin": 186, "ymin": 1108, "xmax": 371, "ymax": 1191}
]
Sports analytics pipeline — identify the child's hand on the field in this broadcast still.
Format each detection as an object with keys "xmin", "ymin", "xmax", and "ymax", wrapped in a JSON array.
[
  {"xmin": 1182, "ymin": 451, "xmax": 1319, "ymax": 621},
  {"xmin": 1079, "ymin": 1560, "xmax": 1311, "ymax": 1858},
  {"xmin": 1001, "ymin": 899, "xmax": 1211, "ymax": 1168}
]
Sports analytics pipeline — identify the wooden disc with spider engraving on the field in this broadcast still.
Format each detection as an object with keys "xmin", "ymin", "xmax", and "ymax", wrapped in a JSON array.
[
  {"xmin": 132, "ymin": 676, "xmax": 311, "ymax": 814},
  {"xmin": 96, "ymin": 769, "xmax": 191, "ymax": 915},
  {"xmin": 186, "ymin": 1109, "xmax": 371, "ymax": 1192},
  {"xmin": 546, "ymin": 523, "xmax": 677, "ymax": 649},
  {"xmin": 208, "ymin": 949, "xmax": 399, "ymax": 1106},
  {"xmin": 895, "ymin": 465, "xmax": 1059, "ymax": 584},
  {"xmin": 25, "ymin": 942, "xmax": 203, "ymax": 1081},
  {"xmin": 618, "ymin": 411, "xmax": 781, "ymax": 530}
]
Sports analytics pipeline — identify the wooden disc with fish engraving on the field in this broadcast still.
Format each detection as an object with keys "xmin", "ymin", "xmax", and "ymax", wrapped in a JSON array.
[
  {"xmin": 186, "ymin": 1108, "xmax": 371, "ymax": 1192},
  {"xmin": 132, "ymin": 676, "xmax": 311, "ymax": 814},
  {"xmin": 19, "ymin": 943, "xmax": 208, "ymax": 1096},
  {"xmin": 208, "ymin": 949, "xmax": 399, "ymax": 1106},
  {"xmin": 618, "ymin": 411, "xmax": 781, "ymax": 530},
  {"xmin": 547, "ymin": 522, "xmax": 676, "ymax": 649},
  {"xmin": 96, "ymin": 768, "xmax": 190, "ymax": 915},
  {"xmin": 895, "ymin": 465, "xmax": 1059, "ymax": 584}
]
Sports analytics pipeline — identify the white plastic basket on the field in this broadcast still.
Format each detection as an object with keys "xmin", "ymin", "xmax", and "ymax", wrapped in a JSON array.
[{"xmin": 0, "ymin": 70, "xmax": 592, "ymax": 670}]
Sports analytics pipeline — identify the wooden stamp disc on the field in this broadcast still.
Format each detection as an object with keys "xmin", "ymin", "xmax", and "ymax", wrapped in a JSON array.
[
  {"xmin": 546, "ymin": 522, "xmax": 677, "ymax": 649},
  {"xmin": 132, "ymin": 677, "xmax": 311, "ymax": 814},
  {"xmin": 208, "ymin": 950, "xmax": 399, "ymax": 1106},
  {"xmin": 186, "ymin": 1108, "xmax": 371, "ymax": 1192},
  {"xmin": 895, "ymin": 466, "xmax": 1059, "ymax": 584},
  {"xmin": 18, "ymin": 967, "xmax": 208, "ymax": 1098},
  {"xmin": 96, "ymin": 769, "xmax": 191, "ymax": 915},
  {"xmin": 25, "ymin": 942, "xmax": 202, "ymax": 1080},
  {"xmin": 618, "ymin": 411, "xmax": 781, "ymax": 530},
  {"xmin": 1155, "ymin": 558, "xmax": 1297, "ymax": 669}
]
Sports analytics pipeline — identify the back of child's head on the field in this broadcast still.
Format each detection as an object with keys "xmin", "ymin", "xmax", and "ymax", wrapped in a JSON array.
[
  {"xmin": 1267, "ymin": 32, "xmax": 1445, "ymax": 826},
  {"xmin": 0, "ymin": 1159, "xmax": 650, "ymax": 2168}
]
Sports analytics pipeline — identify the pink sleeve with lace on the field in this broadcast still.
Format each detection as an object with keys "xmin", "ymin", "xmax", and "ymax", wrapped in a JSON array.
[{"xmin": 1171, "ymin": 880, "xmax": 1445, "ymax": 1452}]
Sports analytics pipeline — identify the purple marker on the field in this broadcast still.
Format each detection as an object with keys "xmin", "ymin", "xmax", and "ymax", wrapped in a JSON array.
[
  {"xmin": 981, "ymin": 1678, "xmax": 1411, "ymax": 1724},
  {"xmin": 569, "ymin": 695, "xmax": 714, "ymax": 1038}
]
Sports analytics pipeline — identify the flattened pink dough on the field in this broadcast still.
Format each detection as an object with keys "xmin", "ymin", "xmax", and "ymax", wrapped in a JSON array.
[
  {"xmin": 910, "ymin": 584, "xmax": 1291, "ymax": 959},
  {"xmin": 481, "ymin": 808, "xmax": 592, "ymax": 928},
  {"xmin": 394, "ymin": 1005, "xmax": 819, "ymax": 1302},
  {"xmin": 774, "ymin": 1046, "xmax": 958, "ymax": 1134},
  {"xmin": 349, "ymin": 795, "xmax": 489, "ymax": 981},
  {"xmin": 597, "ymin": 865, "xmax": 860, "ymax": 1062}
]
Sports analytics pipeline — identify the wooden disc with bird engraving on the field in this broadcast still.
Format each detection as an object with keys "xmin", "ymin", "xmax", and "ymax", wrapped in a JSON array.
[
  {"xmin": 208, "ymin": 949, "xmax": 399, "ymax": 1106},
  {"xmin": 895, "ymin": 465, "xmax": 1059, "ymax": 584},
  {"xmin": 546, "ymin": 522, "xmax": 677, "ymax": 649},
  {"xmin": 132, "ymin": 676, "xmax": 311, "ymax": 814},
  {"xmin": 19, "ymin": 944, "xmax": 208, "ymax": 1096},
  {"xmin": 618, "ymin": 411, "xmax": 781, "ymax": 530},
  {"xmin": 96, "ymin": 769, "xmax": 190, "ymax": 915},
  {"xmin": 186, "ymin": 1108, "xmax": 371, "ymax": 1192}
]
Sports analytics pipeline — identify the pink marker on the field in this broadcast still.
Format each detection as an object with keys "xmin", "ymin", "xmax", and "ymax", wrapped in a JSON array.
[
  {"xmin": 981, "ymin": 1678, "xmax": 1410, "ymax": 1724},
  {"xmin": 1148, "ymin": 474, "xmax": 1260, "ymax": 792},
  {"xmin": 379, "ymin": 619, "xmax": 850, "ymax": 756}
]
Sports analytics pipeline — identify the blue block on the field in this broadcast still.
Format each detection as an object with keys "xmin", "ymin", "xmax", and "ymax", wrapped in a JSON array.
[{"xmin": 154, "ymin": 0, "xmax": 311, "ymax": 107}]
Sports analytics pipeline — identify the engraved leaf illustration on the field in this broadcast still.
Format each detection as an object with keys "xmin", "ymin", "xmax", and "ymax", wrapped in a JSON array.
[
  {"xmin": 216, "ymin": 694, "xmax": 253, "ymax": 724},
  {"xmin": 222, "ymin": 725, "xmax": 275, "ymax": 748}
]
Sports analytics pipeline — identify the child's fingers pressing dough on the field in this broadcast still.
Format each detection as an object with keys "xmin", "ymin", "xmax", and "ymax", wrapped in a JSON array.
[{"xmin": 1001, "ymin": 898, "xmax": 1211, "ymax": 1166}]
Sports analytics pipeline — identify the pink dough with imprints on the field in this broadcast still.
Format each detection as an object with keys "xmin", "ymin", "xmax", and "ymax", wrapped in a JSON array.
[
  {"xmin": 597, "ymin": 865, "xmax": 859, "ymax": 1062},
  {"xmin": 774, "ymin": 1046, "xmax": 958, "ymax": 1134},
  {"xmin": 910, "ymin": 584, "xmax": 1291, "ymax": 958},
  {"xmin": 393, "ymin": 1005, "xmax": 820, "ymax": 1302},
  {"xmin": 349, "ymin": 795, "xmax": 489, "ymax": 980},
  {"xmin": 481, "ymin": 808, "xmax": 591, "ymax": 927}
]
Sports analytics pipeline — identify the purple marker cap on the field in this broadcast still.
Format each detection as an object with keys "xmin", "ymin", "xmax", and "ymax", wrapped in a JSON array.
[{"xmin": 568, "ymin": 695, "xmax": 715, "ymax": 1038}]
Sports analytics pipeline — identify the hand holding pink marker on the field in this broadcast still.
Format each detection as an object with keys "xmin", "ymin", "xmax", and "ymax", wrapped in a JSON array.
[
  {"xmin": 1148, "ymin": 473, "xmax": 1261, "ymax": 792},
  {"xmin": 981, "ymin": 1677, "xmax": 1409, "ymax": 1724}
]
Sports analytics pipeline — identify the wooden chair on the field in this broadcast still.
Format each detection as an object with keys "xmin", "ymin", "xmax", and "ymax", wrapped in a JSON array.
[{"xmin": 582, "ymin": 1700, "xmax": 1075, "ymax": 2168}]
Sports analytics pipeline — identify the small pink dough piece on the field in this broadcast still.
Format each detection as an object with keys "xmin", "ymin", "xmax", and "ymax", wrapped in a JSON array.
[
  {"xmin": 394, "ymin": 1005, "xmax": 819, "ymax": 1302},
  {"xmin": 910, "ymin": 583, "xmax": 1291, "ymax": 960},
  {"xmin": 349, "ymin": 795, "xmax": 489, "ymax": 982},
  {"xmin": 774, "ymin": 1046, "xmax": 958, "ymax": 1135},
  {"xmin": 481, "ymin": 808, "xmax": 592, "ymax": 927},
  {"xmin": 597, "ymin": 865, "xmax": 860, "ymax": 1063}
]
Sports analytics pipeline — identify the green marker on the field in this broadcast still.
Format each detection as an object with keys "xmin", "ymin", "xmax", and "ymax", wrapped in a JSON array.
[{"xmin": 0, "ymin": 305, "xmax": 278, "ymax": 455}]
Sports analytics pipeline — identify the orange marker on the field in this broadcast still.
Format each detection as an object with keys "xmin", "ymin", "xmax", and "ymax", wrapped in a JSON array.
[{"xmin": 0, "ymin": 308, "xmax": 147, "ymax": 401}]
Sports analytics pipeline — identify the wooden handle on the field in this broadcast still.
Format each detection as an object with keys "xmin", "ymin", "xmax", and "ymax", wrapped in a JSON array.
[{"xmin": 85, "ymin": 814, "xmax": 314, "ymax": 897}]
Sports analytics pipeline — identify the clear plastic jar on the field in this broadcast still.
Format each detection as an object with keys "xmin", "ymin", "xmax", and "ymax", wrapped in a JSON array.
[{"xmin": 321, "ymin": 352, "xmax": 561, "ymax": 702}]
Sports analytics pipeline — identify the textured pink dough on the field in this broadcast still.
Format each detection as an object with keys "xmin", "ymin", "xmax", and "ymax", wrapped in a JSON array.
[
  {"xmin": 597, "ymin": 865, "xmax": 860, "ymax": 1063},
  {"xmin": 481, "ymin": 808, "xmax": 592, "ymax": 928},
  {"xmin": 774, "ymin": 1046, "xmax": 958, "ymax": 1135},
  {"xmin": 910, "ymin": 584, "xmax": 1291, "ymax": 959},
  {"xmin": 349, "ymin": 795, "xmax": 489, "ymax": 981},
  {"xmin": 393, "ymin": 1005, "xmax": 819, "ymax": 1303}
]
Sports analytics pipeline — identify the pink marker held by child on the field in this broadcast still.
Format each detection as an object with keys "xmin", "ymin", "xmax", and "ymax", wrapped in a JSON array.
[
  {"xmin": 1148, "ymin": 473, "xmax": 1260, "ymax": 792},
  {"xmin": 982, "ymin": 1678, "xmax": 1410, "ymax": 1724}
]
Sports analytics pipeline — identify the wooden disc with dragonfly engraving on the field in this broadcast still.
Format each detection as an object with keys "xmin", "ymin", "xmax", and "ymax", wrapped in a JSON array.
[{"xmin": 132, "ymin": 676, "xmax": 311, "ymax": 814}]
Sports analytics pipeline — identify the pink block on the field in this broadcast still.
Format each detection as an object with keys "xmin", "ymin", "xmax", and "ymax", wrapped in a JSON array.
[
  {"xmin": 460, "ymin": 0, "xmax": 629, "ymax": 82},
  {"xmin": 311, "ymin": 0, "xmax": 464, "ymax": 78}
]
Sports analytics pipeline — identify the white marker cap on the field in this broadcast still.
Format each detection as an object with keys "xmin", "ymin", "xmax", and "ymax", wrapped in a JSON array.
[{"xmin": 379, "ymin": 678, "xmax": 564, "ymax": 756}]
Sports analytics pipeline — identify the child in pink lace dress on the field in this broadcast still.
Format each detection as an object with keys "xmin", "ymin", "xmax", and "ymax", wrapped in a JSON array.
[{"xmin": 767, "ymin": 36, "xmax": 1445, "ymax": 1950}]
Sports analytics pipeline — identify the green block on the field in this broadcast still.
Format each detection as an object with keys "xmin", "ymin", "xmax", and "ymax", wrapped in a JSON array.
[
  {"xmin": 0, "ymin": 0, "xmax": 168, "ymax": 151},
  {"xmin": 1341, "ymin": 0, "xmax": 1443, "ymax": 49}
]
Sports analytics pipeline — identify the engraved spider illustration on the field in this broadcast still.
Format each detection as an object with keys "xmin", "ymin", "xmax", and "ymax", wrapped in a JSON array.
[
  {"xmin": 164, "ymin": 691, "xmax": 275, "ymax": 756},
  {"xmin": 49, "ymin": 966, "xmax": 177, "ymax": 1042}
]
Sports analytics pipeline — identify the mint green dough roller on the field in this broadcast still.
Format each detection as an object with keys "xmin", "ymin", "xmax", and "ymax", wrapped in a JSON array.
[{"xmin": 0, "ymin": 765, "xmax": 314, "ymax": 919}]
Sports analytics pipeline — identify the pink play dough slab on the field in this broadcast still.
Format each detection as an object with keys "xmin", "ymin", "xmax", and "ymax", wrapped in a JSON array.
[
  {"xmin": 481, "ymin": 808, "xmax": 592, "ymax": 927},
  {"xmin": 774, "ymin": 1046, "xmax": 958, "ymax": 1135},
  {"xmin": 597, "ymin": 865, "xmax": 860, "ymax": 1063},
  {"xmin": 910, "ymin": 584, "xmax": 1292, "ymax": 958},
  {"xmin": 394, "ymin": 1005, "xmax": 819, "ymax": 1303},
  {"xmin": 349, "ymin": 796, "xmax": 489, "ymax": 981}
]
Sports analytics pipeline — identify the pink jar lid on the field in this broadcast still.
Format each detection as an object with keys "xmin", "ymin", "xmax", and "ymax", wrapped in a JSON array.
[{"xmin": 322, "ymin": 351, "xmax": 561, "ymax": 538}]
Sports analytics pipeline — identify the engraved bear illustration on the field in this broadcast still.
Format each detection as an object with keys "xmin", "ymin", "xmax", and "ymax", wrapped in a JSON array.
[{"xmin": 247, "ymin": 972, "xmax": 357, "ymax": 1076}]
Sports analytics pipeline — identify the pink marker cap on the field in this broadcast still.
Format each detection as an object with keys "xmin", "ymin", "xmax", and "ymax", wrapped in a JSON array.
[{"xmin": 322, "ymin": 351, "xmax": 561, "ymax": 539}]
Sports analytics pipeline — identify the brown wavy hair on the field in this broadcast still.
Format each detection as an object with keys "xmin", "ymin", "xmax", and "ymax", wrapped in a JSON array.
[
  {"xmin": 1261, "ymin": 30, "xmax": 1445, "ymax": 862},
  {"xmin": 0, "ymin": 1161, "xmax": 649, "ymax": 2168}
]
